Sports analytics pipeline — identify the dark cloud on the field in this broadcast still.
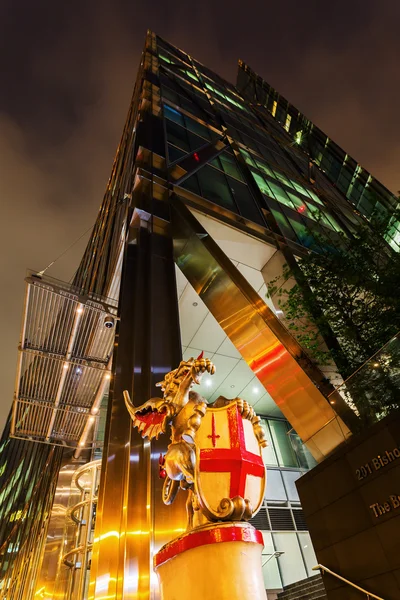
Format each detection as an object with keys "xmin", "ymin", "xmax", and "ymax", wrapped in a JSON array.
[{"xmin": 0, "ymin": 0, "xmax": 399, "ymax": 429}]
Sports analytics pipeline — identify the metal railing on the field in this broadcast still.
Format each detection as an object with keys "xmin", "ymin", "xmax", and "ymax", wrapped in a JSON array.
[
  {"xmin": 312, "ymin": 564, "xmax": 384, "ymax": 599},
  {"xmin": 60, "ymin": 460, "xmax": 101, "ymax": 600}
]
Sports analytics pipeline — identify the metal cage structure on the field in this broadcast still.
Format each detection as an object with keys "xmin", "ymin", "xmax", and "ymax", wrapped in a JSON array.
[{"xmin": 11, "ymin": 273, "xmax": 118, "ymax": 449}]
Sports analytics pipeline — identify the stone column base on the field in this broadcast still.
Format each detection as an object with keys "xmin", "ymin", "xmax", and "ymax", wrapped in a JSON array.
[{"xmin": 154, "ymin": 521, "xmax": 265, "ymax": 600}]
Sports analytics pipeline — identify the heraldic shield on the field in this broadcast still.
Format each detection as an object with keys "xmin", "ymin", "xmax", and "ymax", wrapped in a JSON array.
[{"xmin": 194, "ymin": 400, "xmax": 266, "ymax": 521}]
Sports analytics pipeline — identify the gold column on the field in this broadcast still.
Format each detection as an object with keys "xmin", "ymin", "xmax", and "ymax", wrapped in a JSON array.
[
  {"xmin": 172, "ymin": 199, "xmax": 353, "ymax": 461},
  {"xmin": 88, "ymin": 226, "xmax": 186, "ymax": 600}
]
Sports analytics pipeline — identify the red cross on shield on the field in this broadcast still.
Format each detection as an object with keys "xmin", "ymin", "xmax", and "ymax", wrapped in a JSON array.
[{"xmin": 195, "ymin": 402, "xmax": 266, "ymax": 517}]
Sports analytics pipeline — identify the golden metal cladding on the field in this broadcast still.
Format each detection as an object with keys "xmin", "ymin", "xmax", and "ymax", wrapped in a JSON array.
[
  {"xmin": 171, "ymin": 200, "xmax": 352, "ymax": 461},
  {"xmin": 87, "ymin": 400, "xmax": 187, "ymax": 600}
]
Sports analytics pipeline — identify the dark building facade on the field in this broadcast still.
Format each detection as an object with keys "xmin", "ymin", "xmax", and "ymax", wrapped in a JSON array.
[{"xmin": 0, "ymin": 31, "xmax": 398, "ymax": 600}]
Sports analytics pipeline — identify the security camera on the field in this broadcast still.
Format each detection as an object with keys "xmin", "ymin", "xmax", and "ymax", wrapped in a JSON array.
[{"xmin": 104, "ymin": 315, "xmax": 115, "ymax": 329}]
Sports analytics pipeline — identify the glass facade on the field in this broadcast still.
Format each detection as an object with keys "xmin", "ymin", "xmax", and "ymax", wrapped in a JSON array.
[
  {"xmin": 251, "ymin": 419, "xmax": 317, "ymax": 590},
  {"xmin": 155, "ymin": 34, "xmax": 394, "ymax": 262},
  {"xmin": 0, "ymin": 417, "xmax": 63, "ymax": 597},
  {"xmin": 237, "ymin": 61, "xmax": 400, "ymax": 251}
]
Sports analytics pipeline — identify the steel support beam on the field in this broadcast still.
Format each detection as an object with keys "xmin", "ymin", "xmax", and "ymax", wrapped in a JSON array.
[{"xmin": 171, "ymin": 198, "xmax": 355, "ymax": 461}]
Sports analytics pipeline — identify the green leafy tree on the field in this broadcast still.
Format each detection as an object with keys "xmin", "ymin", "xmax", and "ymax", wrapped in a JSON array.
[{"xmin": 267, "ymin": 214, "xmax": 400, "ymax": 422}]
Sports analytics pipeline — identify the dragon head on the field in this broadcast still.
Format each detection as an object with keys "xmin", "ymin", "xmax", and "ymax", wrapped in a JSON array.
[{"xmin": 124, "ymin": 353, "xmax": 215, "ymax": 440}]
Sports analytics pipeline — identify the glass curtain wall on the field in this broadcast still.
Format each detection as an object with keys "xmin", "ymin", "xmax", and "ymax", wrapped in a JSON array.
[
  {"xmin": 157, "ymin": 34, "xmax": 373, "ymax": 258},
  {"xmin": 236, "ymin": 61, "xmax": 400, "ymax": 252}
]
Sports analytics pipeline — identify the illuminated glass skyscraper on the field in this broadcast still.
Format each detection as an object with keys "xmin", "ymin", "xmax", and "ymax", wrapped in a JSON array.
[{"xmin": 0, "ymin": 31, "xmax": 399, "ymax": 600}]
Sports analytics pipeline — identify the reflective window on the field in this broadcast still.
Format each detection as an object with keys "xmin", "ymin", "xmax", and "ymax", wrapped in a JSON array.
[
  {"xmin": 267, "ymin": 180, "xmax": 293, "ymax": 208},
  {"xmin": 265, "ymin": 469, "xmax": 287, "ymax": 502},
  {"xmin": 165, "ymin": 119, "xmax": 190, "ymax": 153},
  {"xmin": 252, "ymin": 171, "xmax": 271, "ymax": 196},
  {"xmin": 272, "ymin": 533, "xmax": 307, "ymax": 586},
  {"xmin": 260, "ymin": 419, "xmax": 278, "ymax": 466},
  {"xmin": 220, "ymin": 152, "xmax": 244, "ymax": 181},
  {"xmin": 288, "ymin": 432, "xmax": 317, "ymax": 469},
  {"xmin": 282, "ymin": 471, "xmax": 301, "ymax": 502},
  {"xmin": 269, "ymin": 420, "xmax": 298, "ymax": 468},
  {"xmin": 164, "ymin": 104, "xmax": 185, "ymax": 126},
  {"xmin": 261, "ymin": 531, "xmax": 282, "ymax": 589},
  {"xmin": 287, "ymin": 214, "xmax": 317, "ymax": 248},
  {"xmin": 197, "ymin": 165, "xmax": 237, "ymax": 212},
  {"xmin": 228, "ymin": 177, "xmax": 264, "ymax": 225},
  {"xmin": 298, "ymin": 532, "xmax": 318, "ymax": 577},
  {"xmin": 270, "ymin": 207, "xmax": 297, "ymax": 242}
]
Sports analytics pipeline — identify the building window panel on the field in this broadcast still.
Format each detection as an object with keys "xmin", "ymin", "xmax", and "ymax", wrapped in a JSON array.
[
  {"xmin": 165, "ymin": 119, "xmax": 190, "ymax": 153},
  {"xmin": 282, "ymin": 471, "xmax": 301, "ymax": 502},
  {"xmin": 252, "ymin": 171, "xmax": 271, "ymax": 196},
  {"xmin": 269, "ymin": 420, "xmax": 298, "ymax": 468},
  {"xmin": 164, "ymin": 104, "xmax": 185, "ymax": 126},
  {"xmin": 228, "ymin": 176, "xmax": 265, "ymax": 225},
  {"xmin": 270, "ymin": 207, "xmax": 298, "ymax": 242},
  {"xmin": 220, "ymin": 152, "xmax": 244, "ymax": 181},
  {"xmin": 167, "ymin": 144, "xmax": 186, "ymax": 164},
  {"xmin": 255, "ymin": 159, "xmax": 274, "ymax": 178},
  {"xmin": 184, "ymin": 116, "xmax": 212, "ymax": 141},
  {"xmin": 286, "ymin": 213, "xmax": 317, "ymax": 249},
  {"xmin": 266, "ymin": 180, "xmax": 293, "ymax": 209},
  {"xmin": 260, "ymin": 419, "xmax": 278, "ymax": 466},
  {"xmin": 161, "ymin": 86, "xmax": 180, "ymax": 105},
  {"xmin": 265, "ymin": 469, "xmax": 287, "ymax": 502},
  {"xmin": 239, "ymin": 148, "xmax": 256, "ymax": 167},
  {"xmin": 298, "ymin": 532, "xmax": 318, "ymax": 577},
  {"xmin": 288, "ymin": 432, "xmax": 317, "ymax": 469},
  {"xmin": 181, "ymin": 173, "xmax": 202, "ymax": 197},
  {"xmin": 272, "ymin": 533, "xmax": 308, "ymax": 587},
  {"xmin": 261, "ymin": 531, "xmax": 283, "ymax": 590},
  {"xmin": 197, "ymin": 165, "xmax": 237, "ymax": 213}
]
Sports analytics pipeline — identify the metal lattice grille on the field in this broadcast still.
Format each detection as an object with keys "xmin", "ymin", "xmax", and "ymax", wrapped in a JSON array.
[
  {"xmin": 250, "ymin": 507, "xmax": 270, "ymax": 530},
  {"xmin": 11, "ymin": 274, "xmax": 117, "ymax": 447},
  {"xmin": 293, "ymin": 509, "xmax": 308, "ymax": 531},
  {"xmin": 268, "ymin": 508, "xmax": 295, "ymax": 531}
]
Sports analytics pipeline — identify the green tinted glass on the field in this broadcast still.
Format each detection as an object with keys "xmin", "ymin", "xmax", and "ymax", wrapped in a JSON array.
[
  {"xmin": 220, "ymin": 153, "xmax": 243, "ymax": 181},
  {"xmin": 252, "ymin": 172, "xmax": 270, "ymax": 196},
  {"xmin": 267, "ymin": 181, "xmax": 293, "ymax": 208},
  {"xmin": 268, "ymin": 421, "xmax": 298, "ymax": 468}
]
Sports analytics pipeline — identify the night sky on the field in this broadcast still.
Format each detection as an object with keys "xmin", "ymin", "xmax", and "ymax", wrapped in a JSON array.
[{"xmin": 1, "ymin": 0, "xmax": 399, "ymax": 430}]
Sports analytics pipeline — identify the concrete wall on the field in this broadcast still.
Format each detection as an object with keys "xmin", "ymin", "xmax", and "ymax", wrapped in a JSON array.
[{"xmin": 297, "ymin": 411, "xmax": 400, "ymax": 599}]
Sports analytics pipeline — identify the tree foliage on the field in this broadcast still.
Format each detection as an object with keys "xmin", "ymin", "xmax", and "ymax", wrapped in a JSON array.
[{"xmin": 267, "ymin": 214, "xmax": 400, "ymax": 421}]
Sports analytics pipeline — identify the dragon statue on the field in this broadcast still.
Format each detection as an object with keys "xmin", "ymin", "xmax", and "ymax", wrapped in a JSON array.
[{"xmin": 123, "ymin": 353, "xmax": 267, "ymax": 530}]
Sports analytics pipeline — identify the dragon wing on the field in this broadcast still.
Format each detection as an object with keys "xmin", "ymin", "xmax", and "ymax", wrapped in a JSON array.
[{"xmin": 123, "ymin": 391, "xmax": 169, "ymax": 440}]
